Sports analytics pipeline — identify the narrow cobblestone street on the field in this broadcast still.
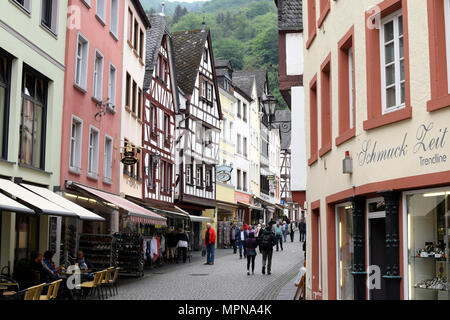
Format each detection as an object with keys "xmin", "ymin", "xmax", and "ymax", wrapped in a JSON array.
[{"xmin": 111, "ymin": 238, "xmax": 305, "ymax": 300}]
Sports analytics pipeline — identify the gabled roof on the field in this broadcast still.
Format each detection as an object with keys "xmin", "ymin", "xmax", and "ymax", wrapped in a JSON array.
[
  {"xmin": 144, "ymin": 14, "xmax": 170, "ymax": 92},
  {"xmin": 172, "ymin": 29, "xmax": 209, "ymax": 96},
  {"xmin": 215, "ymin": 60, "xmax": 233, "ymax": 70},
  {"xmin": 275, "ymin": 0, "xmax": 303, "ymax": 32},
  {"xmin": 233, "ymin": 70, "xmax": 269, "ymax": 99}
]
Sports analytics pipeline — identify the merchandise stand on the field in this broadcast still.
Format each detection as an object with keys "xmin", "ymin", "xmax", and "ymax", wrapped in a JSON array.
[
  {"xmin": 78, "ymin": 234, "xmax": 113, "ymax": 269},
  {"xmin": 112, "ymin": 233, "xmax": 144, "ymax": 277}
]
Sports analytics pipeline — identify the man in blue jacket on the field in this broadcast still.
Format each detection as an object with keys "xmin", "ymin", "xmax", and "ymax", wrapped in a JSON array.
[{"xmin": 237, "ymin": 225, "xmax": 248, "ymax": 259}]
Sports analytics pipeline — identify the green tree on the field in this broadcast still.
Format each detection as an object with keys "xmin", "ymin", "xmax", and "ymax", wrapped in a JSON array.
[{"xmin": 213, "ymin": 37, "xmax": 246, "ymax": 70}]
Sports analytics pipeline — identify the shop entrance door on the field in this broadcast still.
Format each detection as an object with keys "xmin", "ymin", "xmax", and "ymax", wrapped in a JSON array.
[{"xmin": 369, "ymin": 217, "xmax": 387, "ymax": 300}]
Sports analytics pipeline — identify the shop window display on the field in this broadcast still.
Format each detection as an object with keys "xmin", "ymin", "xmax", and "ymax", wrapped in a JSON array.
[
  {"xmin": 336, "ymin": 204, "xmax": 354, "ymax": 300},
  {"xmin": 407, "ymin": 190, "xmax": 450, "ymax": 300}
]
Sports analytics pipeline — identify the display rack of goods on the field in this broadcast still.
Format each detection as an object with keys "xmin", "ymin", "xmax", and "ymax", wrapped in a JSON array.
[
  {"xmin": 112, "ymin": 233, "xmax": 144, "ymax": 277},
  {"xmin": 78, "ymin": 234, "xmax": 113, "ymax": 269}
]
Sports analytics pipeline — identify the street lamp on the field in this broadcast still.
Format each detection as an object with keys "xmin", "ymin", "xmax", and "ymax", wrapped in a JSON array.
[{"xmin": 262, "ymin": 93, "xmax": 278, "ymax": 123}]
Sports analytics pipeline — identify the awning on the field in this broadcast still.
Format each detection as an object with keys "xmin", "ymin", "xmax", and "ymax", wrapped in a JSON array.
[
  {"xmin": 237, "ymin": 201, "xmax": 250, "ymax": 208},
  {"xmin": 124, "ymin": 195, "xmax": 190, "ymax": 220},
  {"xmin": 249, "ymin": 205, "xmax": 264, "ymax": 211},
  {"xmin": 21, "ymin": 184, "xmax": 105, "ymax": 221},
  {"xmin": 73, "ymin": 183, "xmax": 166, "ymax": 226},
  {"xmin": 0, "ymin": 192, "xmax": 35, "ymax": 214},
  {"xmin": 188, "ymin": 215, "xmax": 212, "ymax": 222},
  {"xmin": 0, "ymin": 179, "xmax": 77, "ymax": 217}
]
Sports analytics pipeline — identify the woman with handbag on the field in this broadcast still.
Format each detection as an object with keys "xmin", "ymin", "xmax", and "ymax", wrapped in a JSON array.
[{"xmin": 176, "ymin": 229, "xmax": 189, "ymax": 263}]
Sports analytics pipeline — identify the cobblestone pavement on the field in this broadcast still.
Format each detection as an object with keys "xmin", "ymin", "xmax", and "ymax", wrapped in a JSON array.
[{"xmin": 110, "ymin": 236, "xmax": 305, "ymax": 300}]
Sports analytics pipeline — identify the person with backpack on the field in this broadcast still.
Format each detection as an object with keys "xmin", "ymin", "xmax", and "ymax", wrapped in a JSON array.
[
  {"xmin": 245, "ymin": 232, "xmax": 258, "ymax": 275},
  {"xmin": 258, "ymin": 223, "xmax": 276, "ymax": 275},
  {"xmin": 275, "ymin": 222, "xmax": 283, "ymax": 251}
]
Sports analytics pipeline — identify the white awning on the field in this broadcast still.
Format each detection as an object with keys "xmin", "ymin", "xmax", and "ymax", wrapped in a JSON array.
[
  {"xmin": 0, "ymin": 179, "xmax": 77, "ymax": 217},
  {"xmin": 21, "ymin": 184, "xmax": 105, "ymax": 221},
  {"xmin": 188, "ymin": 215, "xmax": 212, "ymax": 222},
  {"xmin": 0, "ymin": 192, "xmax": 34, "ymax": 214}
]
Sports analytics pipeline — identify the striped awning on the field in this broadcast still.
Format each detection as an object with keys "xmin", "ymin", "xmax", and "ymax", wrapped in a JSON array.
[{"xmin": 72, "ymin": 183, "xmax": 166, "ymax": 227}]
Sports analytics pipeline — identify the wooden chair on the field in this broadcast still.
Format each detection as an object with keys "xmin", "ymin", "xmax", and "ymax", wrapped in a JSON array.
[
  {"xmin": 108, "ymin": 267, "xmax": 120, "ymax": 296},
  {"xmin": 24, "ymin": 283, "xmax": 45, "ymax": 300},
  {"xmin": 77, "ymin": 271, "xmax": 104, "ymax": 300},
  {"xmin": 101, "ymin": 268, "xmax": 114, "ymax": 298},
  {"xmin": 40, "ymin": 279, "xmax": 62, "ymax": 300}
]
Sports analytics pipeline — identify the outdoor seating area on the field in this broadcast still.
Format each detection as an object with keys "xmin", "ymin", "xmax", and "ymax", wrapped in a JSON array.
[{"xmin": 0, "ymin": 267, "xmax": 120, "ymax": 301}]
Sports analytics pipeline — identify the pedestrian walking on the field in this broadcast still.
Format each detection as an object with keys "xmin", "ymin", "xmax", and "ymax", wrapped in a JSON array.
[
  {"xmin": 275, "ymin": 222, "xmax": 283, "ymax": 251},
  {"xmin": 176, "ymin": 228, "xmax": 189, "ymax": 263},
  {"xmin": 238, "ymin": 225, "xmax": 248, "ymax": 259},
  {"xmin": 255, "ymin": 224, "xmax": 262, "ymax": 239},
  {"xmin": 204, "ymin": 223, "xmax": 216, "ymax": 265},
  {"xmin": 245, "ymin": 232, "xmax": 258, "ymax": 275},
  {"xmin": 229, "ymin": 224, "xmax": 238, "ymax": 254},
  {"xmin": 289, "ymin": 222, "xmax": 296, "ymax": 242},
  {"xmin": 258, "ymin": 223, "xmax": 276, "ymax": 275},
  {"xmin": 282, "ymin": 221, "xmax": 288, "ymax": 242},
  {"xmin": 300, "ymin": 221, "xmax": 306, "ymax": 242}
]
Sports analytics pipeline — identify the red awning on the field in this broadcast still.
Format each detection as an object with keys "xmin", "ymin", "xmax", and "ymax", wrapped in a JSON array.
[{"xmin": 73, "ymin": 184, "xmax": 167, "ymax": 227}]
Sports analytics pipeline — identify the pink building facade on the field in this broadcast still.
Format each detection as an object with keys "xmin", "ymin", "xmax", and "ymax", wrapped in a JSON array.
[{"xmin": 60, "ymin": 0, "xmax": 124, "ymax": 234}]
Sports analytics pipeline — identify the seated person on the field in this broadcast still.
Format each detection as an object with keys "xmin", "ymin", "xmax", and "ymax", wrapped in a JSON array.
[
  {"xmin": 28, "ymin": 252, "xmax": 43, "ymax": 286},
  {"xmin": 76, "ymin": 251, "xmax": 94, "ymax": 270},
  {"xmin": 41, "ymin": 251, "xmax": 62, "ymax": 283}
]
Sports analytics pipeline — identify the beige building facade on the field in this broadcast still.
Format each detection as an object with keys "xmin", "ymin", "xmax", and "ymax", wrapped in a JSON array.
[{"xmin": 303, "ymin": 0, "xmax": 450, "ymax": 300}]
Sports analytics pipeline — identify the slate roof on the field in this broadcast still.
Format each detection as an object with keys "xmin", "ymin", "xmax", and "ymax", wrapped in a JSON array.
[
  {"xmin": 144, "ymin": 14, "xmax": 170, "ymax": 92},
  {"xmin": 233, "ymin": 70, "xmax": 269, "ymax": 99},
  {"xmin": 172, "ymin": 29, "xmax": 209, "ymax": 96},
  {"xmin": 274, "ymin": 110, "xmax": 292, "ymax": 149},
  {"xmin": 276, "ymin": 0, "xmax": 303, "ymax": 32},
  {"xmin": 215, "ymin": 60, "xmax": 233, "ymax": 70}
]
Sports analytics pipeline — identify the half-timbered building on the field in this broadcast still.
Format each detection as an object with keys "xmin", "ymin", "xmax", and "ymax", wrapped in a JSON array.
[
  {"xmin": 137, "ymin": 14, "xmax": 189, "ymax": 228},
  {"xmin": 172, "ymin": 26, "xmax": 223, "ymax": 249}
]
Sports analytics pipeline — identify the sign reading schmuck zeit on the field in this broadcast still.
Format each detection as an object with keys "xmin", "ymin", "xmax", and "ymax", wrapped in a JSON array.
[{"xmin": 358, "ymin": 122, "xmax": 448, "ymax": 167}]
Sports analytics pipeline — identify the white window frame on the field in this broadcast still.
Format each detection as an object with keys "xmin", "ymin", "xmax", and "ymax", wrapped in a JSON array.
[
  {"xmin": 92, "ymin": 49, "xmax": 104, "ymax": 101},
  {"xmin": 110, "ymin": 0, "xmax": 119, "ymax": 38},
  {"xmin": 12, "ymin": 0, "xmax": 31, "ymax": 13},
  {"xmin": 69, "ymin": 115, "xmax": 83, "ymax": 174},
  {"xmin": 87, "ymin": 126, "xmax": 100, "ymax": 178},
  {"xmin": 75, "ymin": 32, "xmax": 89, "ymax": 90},
  {"xmin": 380, "ymin": 11, "xmax": 405, "ymax": 114},
  {"xmin": 445, "ymin": 0, "xmax": 450, "ymax": 93},
  {"xmin": 95, "ymin": 0, "xmax": 106, "ymax": 24},
  {"xmin": 40, "ymin": 0, "xmax": 59, "ymax": 35},
  {"xmin": 186, "ymin": 164, "xmax": 192, "ymax": 184},
  {"xmin": 196, "ymin": 165, "xmax": 202, "ymax": 186},
  {"xmin": 108, "ymin": 63, "xmax": 117, "ymax": 111},
  {"xmin": 103, "ymin": 135, "xmax": 113, "ymax": 183},
  {"xmin": 348, "ymin": 48, "xmax": 354, "ymax": 129}
]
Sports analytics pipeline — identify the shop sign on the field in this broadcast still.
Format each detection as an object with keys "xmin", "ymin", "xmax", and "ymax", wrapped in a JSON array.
[
  {"xmin": 121, "ymin": 149, "xmax": 138, "ymax": 165},
  {"xmin": 357, "ymin": 122, "xmax": 448, "ymax": 167},
  {"xmin": 216, "ymin": 165, "xmax": 233, "ymax": 182}
]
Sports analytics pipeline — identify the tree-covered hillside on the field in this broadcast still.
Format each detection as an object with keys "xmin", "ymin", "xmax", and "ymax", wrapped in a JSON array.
[
  {"xmin": 140, "ymin": 0, "xmax": 205, "ymax": 15},
  {"xmin": 142, "ymin": 0, "xmax": 287, "ymax": 109}
]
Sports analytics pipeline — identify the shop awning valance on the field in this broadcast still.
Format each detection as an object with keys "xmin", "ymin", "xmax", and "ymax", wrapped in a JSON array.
[
  {"xmin": 249, "ymin": 205, "xmax": 264, "ymax": 211},
  {"xmin": 188, "ymin": 215, "xmax": 212, "ymax": 222},
  {"xmin": 0, "ymin": 179, "xmax": 77, "ymax": 217},
  {"xmin": 73, "ymin": 183, "xmax": 166, "ymax": 227},
  {"xmin": 0, "ymin": 192, "xmax": 35, "ymax": 214},
  {"xmin": 21, "ymin": 184, "xmax": 105, "ymax": 221}
]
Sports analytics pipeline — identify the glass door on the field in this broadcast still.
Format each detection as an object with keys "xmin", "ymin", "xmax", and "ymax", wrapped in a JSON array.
[{"xmin": 336, "ymin": 203, "xmax": 354, "ymax": 300}]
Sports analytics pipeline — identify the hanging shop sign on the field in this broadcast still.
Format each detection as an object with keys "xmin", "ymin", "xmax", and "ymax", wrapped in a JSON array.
[
  {"xmin": 357, "ymin": 122, "xmax": 448, "ymax": 167},
  {"xmin": 216, "ymin": 165, "xmax": 233, "ymax": 183},
  {"xmin": 121, "ymin": 146, "xmax": 139, "ymax": 165}
]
